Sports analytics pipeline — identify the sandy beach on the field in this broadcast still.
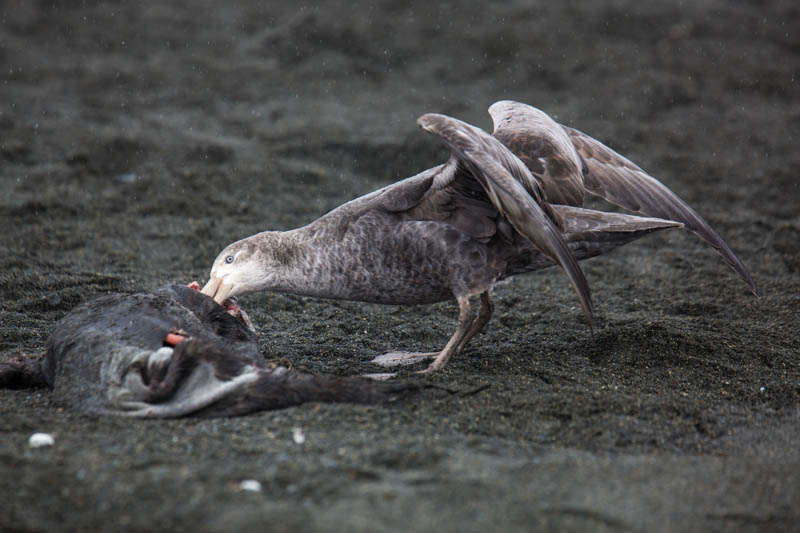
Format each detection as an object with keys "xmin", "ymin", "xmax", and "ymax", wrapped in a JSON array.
[{"xmin": 1, "ymin": 1, "xmax": 799, "ymax": 531}]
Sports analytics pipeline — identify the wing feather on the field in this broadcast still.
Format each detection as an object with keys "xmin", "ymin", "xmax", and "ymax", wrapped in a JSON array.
[
  {"xmin": 418, "ymin": 113, "xmax": 594, "ymax": 325},
  {"xmin": 489, "ymin": 100, "xmax": 585, "ymax": 207},
  {"xmin": 564, "ymin": 125, "xmax": 758, "ymax": 295}
]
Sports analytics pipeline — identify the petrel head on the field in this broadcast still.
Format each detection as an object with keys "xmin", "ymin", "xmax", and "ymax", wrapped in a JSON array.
[{"xmin": 201, "ymin": 236, "xmax": 266, "ymax": 305}]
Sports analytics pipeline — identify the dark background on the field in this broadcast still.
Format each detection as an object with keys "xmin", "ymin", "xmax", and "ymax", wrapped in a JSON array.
[{"xmin": 1, "ymin": 1, "xmax": 799, "ymax": 531}]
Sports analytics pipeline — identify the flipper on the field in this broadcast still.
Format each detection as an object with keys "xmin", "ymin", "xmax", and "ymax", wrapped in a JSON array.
[{"xmin": 108, "ymin": 341, "xmax": 420, "ymax": 418}]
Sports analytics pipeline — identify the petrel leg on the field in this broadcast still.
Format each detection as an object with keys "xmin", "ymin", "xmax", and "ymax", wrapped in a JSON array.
[
  {"xmin": 454, "ymin": 291, "xmax": 493, "ymax": 353},
  {"xmin": 419, "ymin": 295, "xmax": 477, "ymax": 373},
  {"xmin": 369, "ymin": 294, "xmax": 480, "ymax": 370}
]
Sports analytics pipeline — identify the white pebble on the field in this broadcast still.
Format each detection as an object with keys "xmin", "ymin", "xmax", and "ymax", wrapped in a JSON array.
[
  {"xmin": 239, "ymin": 479, "xmax": 262, "ymax": 492},
  {"xmin": 28, "ymin": 432, "xmax": 54, "ymax": 448},
  {"xmin": 292, "ymin": 427, "xmax": 306, "ymax": 444}
]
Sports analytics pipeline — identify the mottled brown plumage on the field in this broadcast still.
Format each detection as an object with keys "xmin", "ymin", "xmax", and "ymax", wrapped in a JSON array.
[{"xmin": 202, "ymin": 101, "xmax": 756, "ymax": 373}]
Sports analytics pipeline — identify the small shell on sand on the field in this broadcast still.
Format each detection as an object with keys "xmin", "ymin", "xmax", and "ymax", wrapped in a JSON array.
[
  {"xmin": 239, "ymin": 479, "xmax": 262, "ymax": 492},
  {"xmin": 28, "ymin": 432, "xmax": 55, "ymax": 448}
]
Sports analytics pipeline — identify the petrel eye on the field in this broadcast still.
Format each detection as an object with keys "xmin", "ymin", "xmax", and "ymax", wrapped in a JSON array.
[{"xmin": 225, "ymin": 255, "xmax": 234, "ymax": 264}]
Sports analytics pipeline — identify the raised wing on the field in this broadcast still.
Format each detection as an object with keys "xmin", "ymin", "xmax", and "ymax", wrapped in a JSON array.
[
  {"xmin": 564, "ymin": 125, "xmax": 758, "ymax": 295},
  {"xmin": 403, "ymin": 157, "xmax": 502, "ymax": 243},
  {"xmin": 417, "ymin": 113, "xmax": 594, "ymax": 326},
  {"xmin": 489, "ymin": 100, "xmax": 585, "ymax": 207}
]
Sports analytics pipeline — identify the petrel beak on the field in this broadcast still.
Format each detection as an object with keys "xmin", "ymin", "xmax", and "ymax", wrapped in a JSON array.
[{"xmin": 201, "ymin": 277, "xmax": 234, "ymax": 305}]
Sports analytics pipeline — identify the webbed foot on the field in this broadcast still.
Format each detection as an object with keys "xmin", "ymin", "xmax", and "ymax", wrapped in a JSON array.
[
  {"xmin": 370, "ymin": 351, "xmax": 437, "ymax": 367},
  {"xmin": 361, "ymin": 372, "xmax": 397, "ymax": 380}
]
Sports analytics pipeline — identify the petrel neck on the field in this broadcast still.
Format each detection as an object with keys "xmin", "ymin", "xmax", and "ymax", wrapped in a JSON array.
[{"xmin": 257, "ymin": 227, "xmax": 345, "ymax": 298}]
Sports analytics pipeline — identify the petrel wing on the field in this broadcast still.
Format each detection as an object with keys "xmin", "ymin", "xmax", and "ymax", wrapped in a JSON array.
[
  {"xmin": 418, "ymin": 113, "xmax": 594, "ymax": 326},
  {"xmin": 488, "ymin": 100, "xmax": 586, "ymax": 207},
  {"xmin": 563, "ymin": 125, "xmax": 758, "ymax": 295}
]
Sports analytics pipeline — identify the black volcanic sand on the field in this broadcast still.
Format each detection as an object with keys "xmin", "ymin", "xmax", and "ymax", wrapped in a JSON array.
[{"xmin": 1, "ymin": 1, "xmax": 799, "ymax": 531}]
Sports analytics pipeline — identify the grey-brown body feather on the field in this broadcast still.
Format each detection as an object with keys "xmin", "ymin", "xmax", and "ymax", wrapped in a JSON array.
[
  {"xmin": 252, "ymin": 161, "xmax": 681, "ymax": 307},
  {"xmin": 251, "ymin": 100, "xmax": 754, "ymax": 309}
]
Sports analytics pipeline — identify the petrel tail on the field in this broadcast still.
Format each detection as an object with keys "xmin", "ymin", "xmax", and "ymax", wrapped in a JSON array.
[{"xmin": 554, "ymin": 205, "xmax": 684, "ymax": 259}]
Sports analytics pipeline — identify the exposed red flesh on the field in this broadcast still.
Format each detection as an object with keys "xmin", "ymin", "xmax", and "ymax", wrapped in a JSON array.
[
  {"xmin": 187, "ymin": 281, "xmax": 253, "ymax": 332},
  {"xmin": 164, "ymin": 332, "xmax": 187, "ymax": 346}
]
